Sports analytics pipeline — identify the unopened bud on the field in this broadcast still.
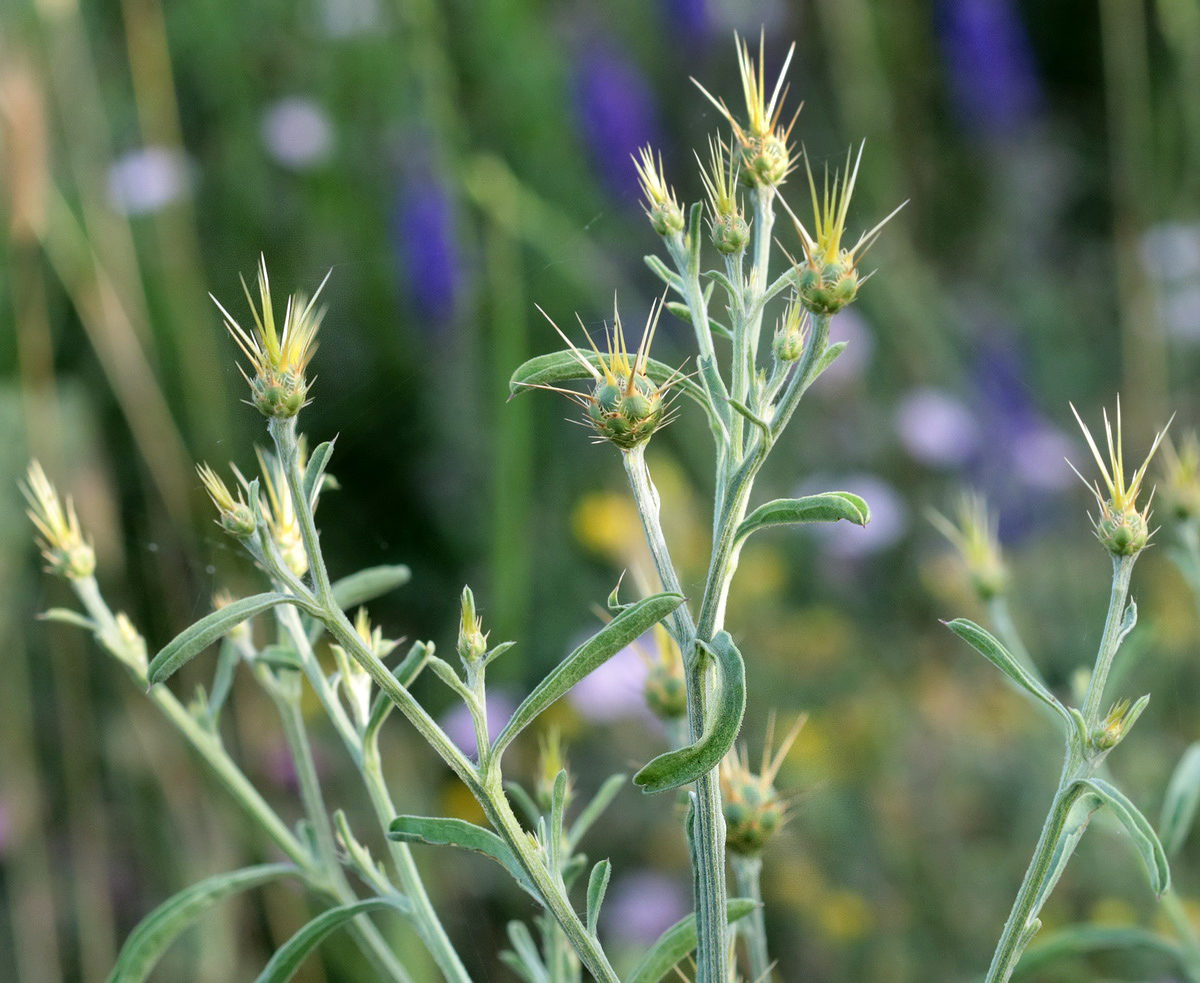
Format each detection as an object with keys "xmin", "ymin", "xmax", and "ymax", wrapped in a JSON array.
[{"xmin": 457, "ymin": 586, "xmax": 488, "ymax": 665}]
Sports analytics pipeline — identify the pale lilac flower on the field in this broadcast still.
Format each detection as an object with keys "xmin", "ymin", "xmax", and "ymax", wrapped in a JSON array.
[
  {"xmin": 603, "ymin": 870, "xmax": 689, "ymax": 945},
  {"xmin": 568, "ymin": 636, "xmax": 651, "ymax": 722},
  {"xmin": 317, "ymin": 0, "xmax": 381, "ymax": 37},
  {"xmin": 1161, "ymin": 285, "xmax": 1200, "ymax": 342},
  {"xmin": 440, "ymin": 690, "xmax": 517, "ymax": 758},
  {"xmin": 1011, "ymin": 423, "xmax": 1077, "ymax": 492},
  {"xmin": 261, "ymin": 98, "xmax": 334, "ymax": 171},
  {"xmin": 1141, "ymin": 222, "xmax": 1200, "ymax": 283},
  {"xmin": 107, "ymin": 147, "xmax": 192, "ymax": 215},
  {"xmin": 895, "ymin": 388, "xmax": 980, "ymax": 468}
]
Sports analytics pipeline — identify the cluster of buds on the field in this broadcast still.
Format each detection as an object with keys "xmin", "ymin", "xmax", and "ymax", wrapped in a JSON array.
[
  {"xmin": 1160, "ymin": 432, "xmax": 1200, "ymax": 526},
  {"xmin": 771, "ymin": 296, "xmax": 810, "ymax": 363},
  {"xmin": 531, "ymin": 299, "xmax": 680, "ymax": 451},
  {"xmin": 694, "ymin": 33, "xmax": 799, "ymax": 190},
  {"xmin": 786, "ymin": 144, "xmax": 903, "ymax": 317},
  {"xmin": 641, "ymin": 624, "xmax": 687, "ymax": 721},
  {"xmin": 22, "ymin": 461, "xmax": 95, "ymax": 580},
  {"xmin": 698, "ymin": 137, "xmax": 749, "ymax": 254},
  {"xmin": 457, "ymin": 585, "xmax": 489, "ymax": 666},
  {"xmin": 633, "ymin": 147, "xmax": 686, "ymax": 238},
  {"xmin": 1069, "ymin": 401, "xmax": 1169, "ymax": 557},
  {"xmin": 213, "ymin": 256, "xmax": 327, "ymax": 419},
  {"xmin": 929, "ymin": 491, "xmax": 1009, "ymax": 602},
  {"xmin": 331, "ymin": 608, "xmax": 399, "ymax": 728},
  {"xmin": 721, "ymin": 714, "xmax": 805, "ymax": 856}
]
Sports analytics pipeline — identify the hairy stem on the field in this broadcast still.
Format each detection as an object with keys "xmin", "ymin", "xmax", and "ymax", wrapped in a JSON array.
[{"xmin": 732, "ymin": 854, "xmax": 771, "ymax": 983}]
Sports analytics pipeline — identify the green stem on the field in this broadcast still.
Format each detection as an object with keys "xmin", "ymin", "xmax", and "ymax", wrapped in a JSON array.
[
  {"xmin": 732, "ymin": 854, "xmax": 771, "ymax": 982},
  {"xmin": 1162, "ymin": 888, "xmax": 1200, "ymax": 981},
  {"xmin": 1080, "ymin": 555, "xmax": 1136, "ymax": 729}
]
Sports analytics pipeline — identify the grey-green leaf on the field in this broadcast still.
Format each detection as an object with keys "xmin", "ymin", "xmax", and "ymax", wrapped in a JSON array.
[
  {"xmin": 302, "ymin": 439, "xmax": 336, "ymax": 510},
  {"xmin": 364, "ymin": 640, "xmax": 431, "ymax": 745},
  {"xmin": 568, "ymin": 773, "xmax": 627, "ymax": 849},
  {"xmin": 625, "ymin": 898, "xmax": 758, "ymax": 983},
  {"xmin": 634, "ymin": 631, "xmax": 746, "ymax": 794},
  {"xmin": 330, "ymin": 565, "xmax": 412, "ymax": 610},
  {"xmin": 943, "ymin": 619, "xmax": 1069, "ymax": 724},
  {"xmin": 1017, "ymin": 925, "xmax": 1188, "ymax": 978},
  {"xmin": 586, "ymin": 859, "xmax": 611, "ymax": 936},
  {"xmin": 253, "ymin": 896, "xmax": 407, "ymax": 983},
  {"xmin": 1161, "ymin": 742, "xmax": 1200, "ymax": 856},
  {"xmin": 38, "ymin": 607, "xmax": 97, "ymax": 631},
  {"xmin": 388, "ymin": 816, "xmax": 540, "ymax": 900},
  {"xmin": 735, "ymin": 492, "xmax": 870, "ymax": 544},
  {"xmin": 491, "ymin": 592, "xmax": 686, "ymax": 759},
  {"xmin": 149, "ymin": 594, "xmax": 305, "ymax": 685},
  {"xmin": 106, "ymin": 864, "xmax": 298, "ymax": 983},
  {"xmin": 1079, "ymin": 777, "xmax": 1171, "ymax": 895}
]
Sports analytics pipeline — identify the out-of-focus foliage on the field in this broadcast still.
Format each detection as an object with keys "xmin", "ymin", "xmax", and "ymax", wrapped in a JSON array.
[{"xmin": 3, "ymin": 0, "xmax": 1200, "ymax": 981}]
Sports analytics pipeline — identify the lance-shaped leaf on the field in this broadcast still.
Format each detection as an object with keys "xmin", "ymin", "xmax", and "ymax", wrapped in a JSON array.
[
  {"xmin": 586, "ymin": 859, "xmax": 611, "ymax": 936},
  {"xmin": 634, "ymin": 631, "xmax": 746, "ymax": 794},
  {"xmin": 502, "ymin": 920, "xmax": 549, "ymax": 983},
  {"xmin": 301, "ymin": 439, "xmax": 336, "ymax": 510},
  {"xmin": 1161, "ymin": 742, "xmax": 1200, "ymax": 856},
  {"xmin": 1017, "ymin": 924, "xmax": 1188, "ymax": 978},
  {"xmin": 943, "ymin": 619, "xmax": 1070, "ymax": 726},
  {"xmin": 106, "ymin": 864, "xmax": 298, "ymax": 983},
  {"xmin": 330, "ymin": 565, "xmax": 412, "ymax": 610},
  {"xmin": 39, "ymin": 607, "xmax": 97, "ymax": 631},
  {"xmin": 1032, "ymin": 785, "xmax": 1101, "ymax": 912},
  {"xmin": 568, "ymin": 773, "xmax": 627, "ymax": 849},
  {"xmin": 490, "ymin": 593, "xmax": 685, "ymax": 759},
  {"xmin": 388, "ymin": 816, "xmax": 541, "ymax": 901},
  {"xmin": 625, "ymin": 898, "xmax": 757, "ymax": 983},
  {"xmin": 735, "ymin": 492, "xmax": 870, "ymax": 544},
  {"xmin": 1078, "ymin": 777, "xmax": 1171, "ymax": 896},
  {"xmin": 254, "ymin": 896, "xmax": 408, "ymax": 983},
  {"xmin": 149, "ymin": 594, "xmax": 306, "ymax": 685},
  {"xmin": 364, "ymin": 641, "xmax": 431, "ymax": 745}
]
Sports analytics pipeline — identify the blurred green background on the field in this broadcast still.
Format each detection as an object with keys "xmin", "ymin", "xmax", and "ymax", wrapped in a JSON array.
[{"xmin": 3, "ymin": 0, "xmax": 1200, "ymax": 980}]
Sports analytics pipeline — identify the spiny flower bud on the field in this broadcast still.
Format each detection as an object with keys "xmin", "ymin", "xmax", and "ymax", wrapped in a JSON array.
[
  {"xmin": 21, "ymin": 461, "xmax": 95, "ymax": 580},
  {"xmin": 785, "ymin": 143, "xmax": 904, "ymax": 317},
  {"xmin": 526, "ymin": 298, "xmax": 681, "ymax": 452},
  {"xmin": 198, "ymin": 464, "xmax": 257, "ymax": 539},
  {"xmin": 698, "ymin": 137, "xmax": 750, "ymax": 255},
  {"xmin": 693, "ymin": 33, "xmax": 800, "ymax": 190},
  {"xmin": 1091, "ymin": 696, "xmax": 1148, "ymax": 752},
  {"xmin": 929, "ymin": 491, "xmax": 1008, "ymax": 602},
  {"xmin": 1069, "ymin": 400, "xmax": 1169, "ymax": 557},
  {"xmin": 633, "ymin": 147, "xmax": 686, "ymax": 238},
  {"xmin": 771, "ymin": 297, "xmax": 809, "ymax": 363},
  {"xmin": 720, "ymin": 713, "xmax": 805, "ymax": 856},
  {"xmin": 457, "ymin": 585, "xmax": 488, "ymax": 665},
  {"xmin": 640, "ymin": 624, "xmax": 687, "ymax": 721},
  {"xmin": 1160, "ymin": 432, "xmax": 1200, "ymax": 525},
  {"xmin": 213, "ymin": 255, "xmax": 327, "ymax": 419}
]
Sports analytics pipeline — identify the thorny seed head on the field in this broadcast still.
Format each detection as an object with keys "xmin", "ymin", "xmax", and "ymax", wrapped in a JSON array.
[
  {"xmin": 526, "ymin": 297, "xmax": 683, "ymax": 451},
  {"xmin": 639, "ymin": 623, "xmax": 688, "ymax": 721},
  {"xmin": 698, "ymin": 137, "xmax": 750, "ymax": 254},
  {"xmin": 721, "ymin": 713, "xmax": 806, "ymax": 856},
  {"xmin": 771, "ymin": 295, "xmax": 810, "ymax": 363},
  {"xmin": 22, "ymin": 461, "xmax": 95, "ymax": 579},
  {"xmin": 1159, "ymin": 432, "xmax": 1200, "ymax": 525},
  {"xmin": 693, "ymin": 32, "xmax": 800, "ymax": 189},
  {"xmin": 782, "ymin": 143, "xmax": 905, "ymax": 316},
  {"xmin": 198, "ymin": 463, "xmax": 257, "ymax": 539},
  {"xmin": 212, "ymin": 255, "xmax": 328, "ymax": 419},
  {"xmin": 929, "ymin": 491, "xmax": 1008, "ymax": 601},
  {"xmin": 1068, "ymin": 399, "xmax": 1170, "ymax": 556},
  {"xmin": 633, "ymin": 147, "xmax": 686, "ymax": 238},
  {"xmin": 457, "ymin": 585, "xmax": 488, "ymax": 665}
]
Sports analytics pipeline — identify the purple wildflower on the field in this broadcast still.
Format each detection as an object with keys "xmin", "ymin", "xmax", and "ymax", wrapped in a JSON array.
[{"xmin": 392, "ymin": 176, "xmax": 462, "ymax": 326}]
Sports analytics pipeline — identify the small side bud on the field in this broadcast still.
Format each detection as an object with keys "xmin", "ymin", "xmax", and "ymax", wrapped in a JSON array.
[
  {"xmin": 771, "ymin": 297, "xmax": 810, "ymax": 364},
  {"xmin": 698, "ymin": 137, "xmax": 750, "ymax": 254},
  {"xmin": 457, "ymin": 586, "xmax": 488, "ymax": 665},
  {"xmin": 641, "ymin": 625, "xmax": 687, "ymax": 721},
  {"xmin": 198, "ymin": 464, "xmax": 257, "ymax": 539},
  {"xmin": 721, "ymin": 713, "xmax": 806, "ymax": 856},
  {"xmin": 21, "ymin": 461, "xmax": 96, "ymax": 580},
  {"xmin": 633, "ymin": 147, "xmax": 686, "ymax": 238},
  {"xmin": 929, "ymin": 492, "xmax": 1008, "ymax": 602},
  {"xmin": 1160, "ymin": 433, "xmax": 1200, "ymax": 525}
]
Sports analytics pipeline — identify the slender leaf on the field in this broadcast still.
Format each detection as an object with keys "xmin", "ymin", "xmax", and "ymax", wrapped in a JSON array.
[
  {"xmin": 586, "ymin": 859, "xmax": 611, "ymax": 936},
  {"xmin": 1161, "ymin": 742, "xmax": 1200, "ymax": 856},
  {"xmin": 943, "ymin": 619, "xmax": 1069, "ymax": 724},
  {"xmin": 38, "ymin": 607, "xmax": 96, "ymax": 631},
  {"xmin": 491, "ymin": 593, "xmax": 685, "ymax": 758},
  {"xmin": 634, "ymin": 632, "xmax": 746, "ymax": 794},
  {"xmin": 1079, "ymin": 777, "xmax": 1171, "ymax": 895},
  {"xmin": 106, "ymin": 864, "xmax": 297, "ymax": 983},
  {"xmin": 505, "ymin": 781, "xmax": 542, "ymax": 827},
  {"xmin": 625, "ymin": 898, "xmax": 757, "ymax": 983},
  {"xmin": 149, "ymin": 593, "xmax": 304, "ymax": 685},
  {"xmin": 1017, "ymin": 925, "xmax": 1188, "ymax": 977},
  {"xmin": 568, "ymin": 773, "xmax": 627, "ymax": 849},
  {"xmin": 364, "ymin": 641, "xmax": 430, "ymax": 744},
  {"xmin": 811, "ymin": 341, "xmax": 848, "ymax": 383},
  {"xmin": 644, "ymin": 254, "xmax": 683, "ymax": 292},
  {"xmin": 254, "ymin": 896, "xmax": 407, "ymax": 983},
  {"xmin": 388, "ymin": 816, "xmax": 540, "ymax": 900},
  {"xmin": 301, "ymin": 439, "xmax": 336, "ymax": 510},
  {"xmin": 503, "ymin": 920, "xmax": 549, "ymax": 983},
  {"xmin": 735, "ymin": 492, "xmax": 870, "ymax": 544},
  {"xmin": 207, "ymin": 639, "xmax": 241, "ymax": 719},
  {"xmin": 330, "ymin": 565, "xmax": 412, "ymax": 611},
  {"xmin": 1032, "ymin": 786, "xmax": 1101, "ymax": 912}
]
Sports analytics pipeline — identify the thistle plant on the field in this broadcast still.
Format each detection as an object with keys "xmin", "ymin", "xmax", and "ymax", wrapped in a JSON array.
[
  {"xmin": 25, "ymin": 34, "xmax": 897, "ymax": 983},
  {"xmin": 941, "ymin": 402, "xmax": 1177, "ymax": 983}
]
